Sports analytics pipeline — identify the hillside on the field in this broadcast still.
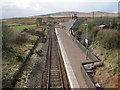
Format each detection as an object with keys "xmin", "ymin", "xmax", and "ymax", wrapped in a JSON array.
[{"xmin": 34, "ymin": 11, "xmax": 118, "ymax": 17}]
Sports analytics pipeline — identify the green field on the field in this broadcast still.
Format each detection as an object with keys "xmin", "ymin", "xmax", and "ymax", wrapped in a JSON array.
[
  {"xmin": 7, "ymin": 23, "xmax": 21, "ymax": 26},
  {"xmin": 10, "ymin": 24, "xmax": 36, "ymax": 34},
  {"xmin": 4, "ymin": 18, "xmax": 35, "ymax": 22}
]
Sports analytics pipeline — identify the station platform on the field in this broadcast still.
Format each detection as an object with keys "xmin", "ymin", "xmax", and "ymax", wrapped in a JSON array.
[{"xmin": 55, "ymin": 28, "xmax": 92, "ymax": 88}]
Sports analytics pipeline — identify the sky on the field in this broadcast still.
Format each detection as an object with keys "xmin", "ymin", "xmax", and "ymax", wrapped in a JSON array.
[{"xmin": 0, "ymin": 0, "xmax": 120, "ymax": 19}]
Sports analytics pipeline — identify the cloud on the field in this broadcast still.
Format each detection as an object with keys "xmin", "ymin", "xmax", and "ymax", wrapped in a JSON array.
[{"xmin": 1, "ymin": 0, "xmax": 119, "ymax": 19}]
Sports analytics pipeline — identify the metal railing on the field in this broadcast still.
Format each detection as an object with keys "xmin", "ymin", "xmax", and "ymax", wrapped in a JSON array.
[{"xmin": 70, "ymin": 35, "xmax": 100, "ymax": 62}]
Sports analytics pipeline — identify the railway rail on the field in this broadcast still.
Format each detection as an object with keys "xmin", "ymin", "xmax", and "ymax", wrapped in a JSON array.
[{"xmin": 41, "ymin": 21, "xmax": 70, "ymax": 89}]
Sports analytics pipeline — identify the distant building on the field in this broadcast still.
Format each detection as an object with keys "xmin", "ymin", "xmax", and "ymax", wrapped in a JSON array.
[{"xmin": 99, "ymin": 25, "xmax": 109, "ymax": 29}]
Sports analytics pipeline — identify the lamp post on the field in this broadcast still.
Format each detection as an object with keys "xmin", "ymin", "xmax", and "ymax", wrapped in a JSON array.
[{"xmin": 82, "ymin": 24, "xmax": 88, "ymax": 60}]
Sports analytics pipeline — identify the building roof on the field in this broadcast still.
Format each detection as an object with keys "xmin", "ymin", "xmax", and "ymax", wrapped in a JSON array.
[
  {"xmin": 99, "ymin": 25, "xmax": 106, "ymax": 28},
  {"xmin": 62, "ymin": 19, "xmax": 76, "ymax": 28},
  {"xmin": 62, "ymin": 18, "xmax": 87, "ymax": 30},
  {"xmin": 71, "ymin": 18, "xmax": 87, "ymax": 29}
]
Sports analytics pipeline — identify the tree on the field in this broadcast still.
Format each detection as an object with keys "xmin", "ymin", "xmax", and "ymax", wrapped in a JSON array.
[
  {"xmin": 72, "ymin": 15, "xmax": 74, "ymax": 19},
  {"xmin": 2, "ymin": 22, "xmax": 15, "ymax": 51},
  {"xmin": 73, "ymin": 14, "xmax": 78, "ymax": 20}
]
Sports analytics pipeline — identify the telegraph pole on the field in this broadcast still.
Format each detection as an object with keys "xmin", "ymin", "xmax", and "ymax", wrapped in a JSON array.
[
  {"xmin": 83, "ymin": 24, "xmax": 88, "ymax": 60},
  {"xmin": 86, "ymin": 24, "xmax": 88, "ymax": 60}
]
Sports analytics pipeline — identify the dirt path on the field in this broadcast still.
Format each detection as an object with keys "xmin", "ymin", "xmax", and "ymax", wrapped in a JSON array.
[{"xmin": 26, "ymin": 40, "xmax": 48, "ymax": 88}]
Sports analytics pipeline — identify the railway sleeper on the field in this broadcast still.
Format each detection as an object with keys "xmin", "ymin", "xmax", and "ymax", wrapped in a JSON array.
[
  {"xmin": 50, "ymin": 86, "xmax": 62, "ymax": 88},
  {"xmin": 50, "ymin": 82, "xmax": 61, "ymax": 87},
  {"xmin": 51, "ymin": 79, "xmax": 61, "ymax": 83},
  {"xmin": 51, "ymin": 76, "xmax": 60, "ymax": 80},
  {"xmin": 50, "ymin": 78, "xmax": 61, "ymax": 81},
  {"xmin": 51, "ymin": 65, "xmax": 58, "ymax": 68},
  {"xmin": 50, "ymin": 72, "xmax": 59, "ymax": 75},
  {"xmin": 50, "ymin": 73, "xmax": 60, "ymax": 77},
  {"xmin": 51, "ymin": 69, "xmax": 59, "ymax": 72},
  {"xmin": 50, "ymin": 83, "xmax": 61, "ymax": 85},
  {"xmin": 51, "ymin": 66, "xmax": 59, "ymax": 68},
  {"xmin": 51, "ymin": 65, "xmax": 57, "ymax": 66},
  {"xmin": 51, "ymin": 69, "xmax": 59, "ymax": 71}
]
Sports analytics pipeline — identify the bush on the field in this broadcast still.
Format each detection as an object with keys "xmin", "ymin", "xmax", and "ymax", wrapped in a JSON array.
[
  {"xmin": 25, "ymin": 29, "xmax": 36, "ymax": 35},
  {"xmin": 2, "ymin": 23, "xmax": 15, "ymax": 51},
  {"xmin": 41, "ymin": 38, "xmax": 46, "ymax": 43},
  {"xmin": 75, "ymin": 30, "xmax": 82, "ymax": 41},
  {"xmin": 116, "ymin": 25, "xmax": 120, "ymax": 30},
  {"xmin": 34, "ymin": 30, "xmax": 45, "ymax": 37},
  {"xmin": 15, "ymin": 33, "xmax": 28, "ymax": 45},
  {"xmin": 83, "ymin": 19, "xmax": 98, "ymax": 30},
  {"xmin": 97, "ymin": 29, "xmax": 119, "ymax": 49},
  {"xmin": 91, "ymin": 26, "xmax": 100, "ymax": 37},
  {"xmin": 22, "ymin": 28, "xmax": 28, "ymax": 32}
]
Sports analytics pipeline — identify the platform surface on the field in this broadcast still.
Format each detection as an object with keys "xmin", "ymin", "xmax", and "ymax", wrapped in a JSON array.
[{"xmin": 55, "ymin": 28, "xmax": 92, "ymax": 88}]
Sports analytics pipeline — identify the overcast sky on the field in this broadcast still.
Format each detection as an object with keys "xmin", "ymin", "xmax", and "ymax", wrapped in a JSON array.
[{"xmin": 0, "ymin": 0, "xmax": 119, "ymax": 19}]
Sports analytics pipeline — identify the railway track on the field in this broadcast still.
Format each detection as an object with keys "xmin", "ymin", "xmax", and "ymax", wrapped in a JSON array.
[{"xmin": 41, "ymin": 22, "xmax": 69, "ymax": 89}]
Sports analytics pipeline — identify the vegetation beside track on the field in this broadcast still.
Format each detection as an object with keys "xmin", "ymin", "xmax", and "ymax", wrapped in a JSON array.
[{"xmin": 2, "ymin": 17, "xmax": 49, "ymax": 88}]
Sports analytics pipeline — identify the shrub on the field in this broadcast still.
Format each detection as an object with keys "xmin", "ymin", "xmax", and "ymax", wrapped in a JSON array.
[
  {"xmin": 15, "ymin": 33, "xmax": 28, "ymax": 45},
  {"xmin": 2, "ymin": 23, "xmax": 15, "ymax": 51},
  {"xmin": 116, "ymin": 25, "xmax": 120, "ymax": 30},
  {"xmin": 36, "ymin": 50, "xmax": 43, "ymax": 56},
  {"xmin": 25, "ymin": 29, "xmax": 36, "ymax": 35},
  {"xmin": 41, "ymin": 38, "xmax": 46, "ymax": 43},
  {"xmin": 22, "ymin": 28, "xmax": 28, "ymax": 32},
  {"xmin": 97, "ymin": 29, "xmax": 119, "ymax": 49},
  {"xmin": 91, "ymin": 26, "xmax": 100, "ymax": 37},
  {"xmin": 34, "ymin": 30, "xmax": 45, "ymax": 38},
  {"xmin": 75, "ymin": 30, "xmax": 82, "ymax": 41},
  {"xmin": 84, "ymin": 19, "xmax": 98, "ymax": 30}
]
